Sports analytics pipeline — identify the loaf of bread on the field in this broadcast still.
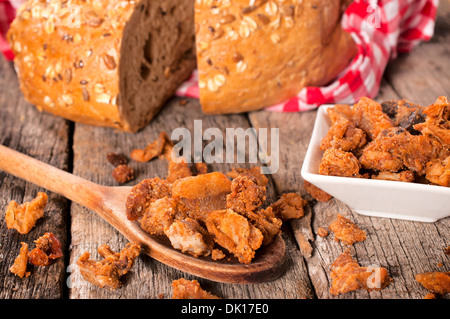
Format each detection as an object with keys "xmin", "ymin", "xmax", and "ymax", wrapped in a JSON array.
[
  {"xmin": 7, "ymin": 0, "xmax": 196, "ymax": 132},
  {"xmin": 195, "ymin": 0, "xmax": 357, "ymax": 114}
]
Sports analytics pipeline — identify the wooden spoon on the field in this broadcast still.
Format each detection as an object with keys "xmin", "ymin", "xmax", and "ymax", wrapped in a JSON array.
[{"xmin": 0, "ymin": 144, "xmax": 286, "ymax": 284}]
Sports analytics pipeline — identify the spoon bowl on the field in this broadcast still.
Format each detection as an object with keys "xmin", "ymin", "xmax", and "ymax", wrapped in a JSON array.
[{"xmin": 0, "ymin": 144, "xmax": 286, "ymax": 283}]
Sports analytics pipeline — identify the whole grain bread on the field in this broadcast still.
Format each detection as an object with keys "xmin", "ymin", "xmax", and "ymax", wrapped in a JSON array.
[
  {"xmin": 8, "ymin": 0, "xmax": 196, "ymax": 132},
  {"xmin": 195, "ymin": 0, "xmax": 357, "ymax": 114}
]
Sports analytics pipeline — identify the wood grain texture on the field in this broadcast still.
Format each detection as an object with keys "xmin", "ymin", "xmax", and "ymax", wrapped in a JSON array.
[
  {"xmin": 0, "ymin": 58, "xmax": 70, "ymax": 299},
  {"xmin": 68, "ymin": 98, "xmax": 312, "ymax": 299},
  {"xmin": 248, "ymin": 99, "xmax": 450, "ymax": 299},
  {"xmin": 0, "ymin": 3, "xmax": 449, "ymax": 299},
  {"xmin": 385, "ymin": 0, "xmax": 450, "ymax": 106},
  {"xmin": 247, "ymin": 8, "xmax": 450, "ymax": 298},
  {"xmin": 0, "ymin": 145, "xmax": 288, "ymax": 285}
]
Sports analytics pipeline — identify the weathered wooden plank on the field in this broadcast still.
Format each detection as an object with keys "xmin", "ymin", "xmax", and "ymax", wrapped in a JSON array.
[
  {"xmin": 69, "ymin": 97, "xmax": 312, "ymax": 299},
  {"xmin": 0, "ymin": 1, "xmax": 448, "ymax": 301},
  {"xmin": 384, "ymin": 0, "xmax": 450, "ymax": 105},
  {"xmin": 0, "ymin": 55, "xmax": 71, "ymax": 299},
  {"xmin": 301, "ymin": 80, "xmax": 401, "ymax": 299},
  {"xmin": 247, "ymin": 109, "xmax": 325, "ymax": 297},
  {"xmin": 248, "ymin": 72, "xmax": 449, "ymax": 299}
]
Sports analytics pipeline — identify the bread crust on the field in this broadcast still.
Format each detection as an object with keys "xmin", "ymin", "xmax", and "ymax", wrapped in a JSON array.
[
  {"xmin": 195, "ymin": 0, "xmax": 357, "ymax": 114},
  {"xmin": 8, "ymin": 0, "xmax": 196, "ymax": 132}
]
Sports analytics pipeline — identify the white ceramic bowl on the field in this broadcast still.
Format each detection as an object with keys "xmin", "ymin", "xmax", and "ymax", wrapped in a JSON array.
[{"xmin": 301, "ymin": 105, "xmax": 450, "ymax": 223}]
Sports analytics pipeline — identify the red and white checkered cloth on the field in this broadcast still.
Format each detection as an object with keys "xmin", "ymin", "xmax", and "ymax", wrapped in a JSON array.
[
  {"xmin": 1, "ymin": 0, "xmax": 438, "ymax": 112},
  {"xmin": 0, "ymin": 0, "xmax": 17, "ymax": 61}
]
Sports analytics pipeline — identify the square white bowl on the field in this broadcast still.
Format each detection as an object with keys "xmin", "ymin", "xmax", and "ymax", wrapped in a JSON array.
[{"xmin": 301, "ymin": 104, "xmax": 450, "ymax": 223}]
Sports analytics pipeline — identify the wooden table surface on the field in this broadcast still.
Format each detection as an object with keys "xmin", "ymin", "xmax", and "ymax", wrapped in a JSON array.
[{"xmin": 0, "ymin": 2, "xmax": 449, "ymax": 300}]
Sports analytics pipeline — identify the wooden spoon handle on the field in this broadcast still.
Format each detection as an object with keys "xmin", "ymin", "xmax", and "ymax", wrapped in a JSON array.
[{"xmin": 0, "ymin": 144, "xmax": 104, "ymax": 210}]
